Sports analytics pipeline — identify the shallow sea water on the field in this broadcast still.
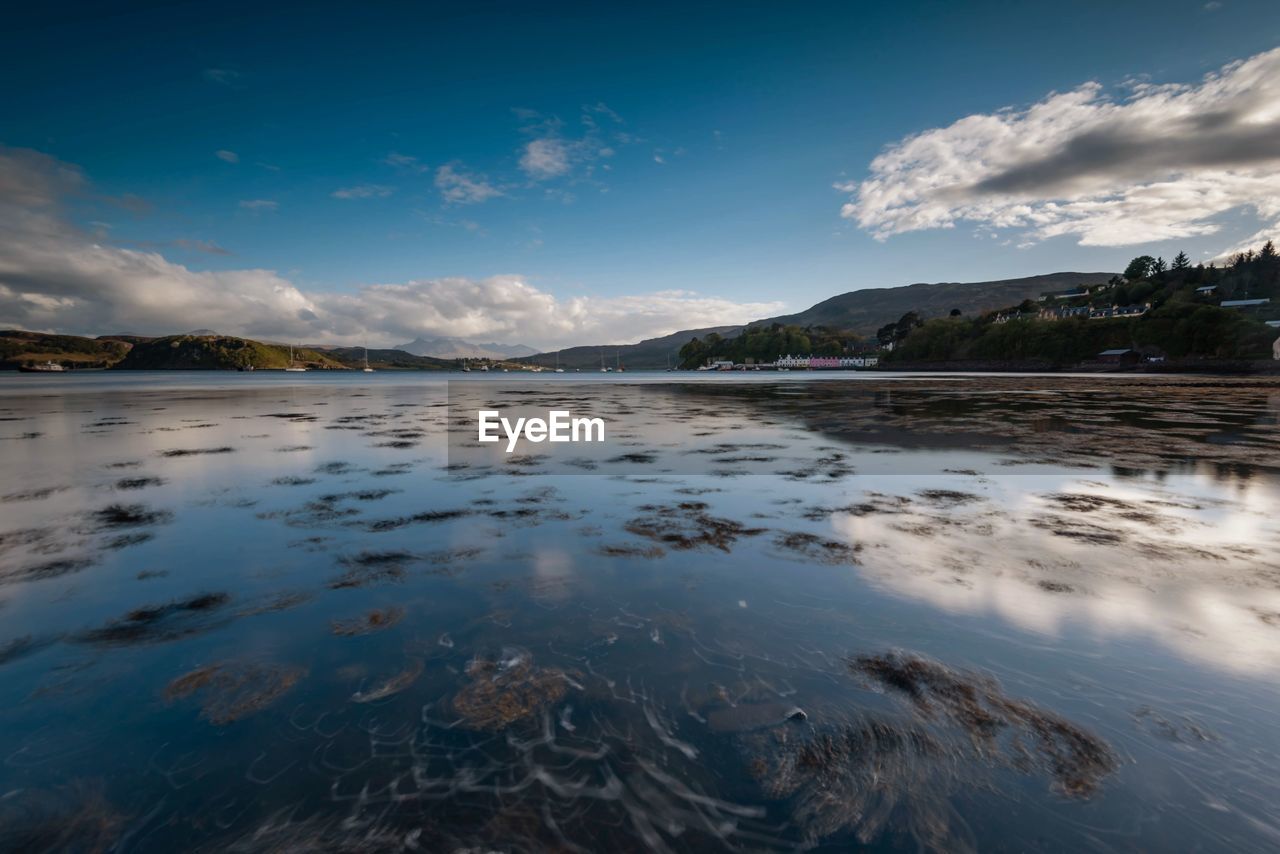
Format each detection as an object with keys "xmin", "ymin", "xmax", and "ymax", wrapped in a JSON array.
[{"xmin": 1, "ymin": 372, "xmax": 1278, "ymax": 852}]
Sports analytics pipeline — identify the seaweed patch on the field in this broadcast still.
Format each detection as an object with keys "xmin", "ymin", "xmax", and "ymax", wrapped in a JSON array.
[
  {"xmin": 451, "ymin": 648, "xmax": 574, "ymax": 730},
  {"xmin": 163, "ymin": 660, "xmax": 307, "ymax": 725}
]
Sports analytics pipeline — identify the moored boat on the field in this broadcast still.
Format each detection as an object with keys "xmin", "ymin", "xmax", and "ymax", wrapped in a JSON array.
[{"xmin": 19, "ymin": 360, "xmax": 66, "ymax": 373}]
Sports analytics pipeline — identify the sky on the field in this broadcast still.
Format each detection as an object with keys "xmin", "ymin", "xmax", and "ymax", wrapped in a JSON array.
[{"xmin": 2, "ymin": 0, "xmax": 1280, "ymax": 349}]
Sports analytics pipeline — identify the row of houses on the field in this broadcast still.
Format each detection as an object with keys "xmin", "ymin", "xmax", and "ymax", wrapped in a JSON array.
[
  {"xmin": 997, "ymin": 303, "xmax": 1154, "ymax": 324},
  {"xmin": 703, "ymin": 354, "xmax": 881, "ymax": 370},
  {"xmin": 775, "ymin": 354, "xmax": 879, "ymax": 369}
]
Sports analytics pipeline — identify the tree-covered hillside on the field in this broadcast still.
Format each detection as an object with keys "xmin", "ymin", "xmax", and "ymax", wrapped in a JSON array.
[
  {"xmin": 884, "ymin": 243, "xmax": 1279, "ymax": 365},
  {"xmin": 678, "ymin": 324, "xmax": 872, "ymax": 368}
]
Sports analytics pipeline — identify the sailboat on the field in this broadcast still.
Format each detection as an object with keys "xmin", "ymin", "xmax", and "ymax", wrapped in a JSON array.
[
  {"xmin": 362, "ymin": 345, "xmax": 374, "ymax": 373},
  {"xmin": 554, "ymin": 351, "xmax": 565, "ymax": 373},
  {"xmin": 615, "ymin": 352, "xmax": 624, "ymax": 373},
  {"xmin": 600, "ymin": 350, "xmax": 610, "ymax": 372},
  {"xmin": 284, "ymin": 345, "xmax": 308, "ymax": 372}
]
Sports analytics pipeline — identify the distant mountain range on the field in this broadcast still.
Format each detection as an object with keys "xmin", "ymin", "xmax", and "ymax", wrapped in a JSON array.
[
  {"xmin": 395, "ymin": 336, "xmax": 538, "ymax": 360},
  {"xmin": 520, "ymin": 272, "xmax": 1116, "ymax": 369},
  {"xmin": 521, "ymin": 326, "xmax": 745, "ymax": 371}
]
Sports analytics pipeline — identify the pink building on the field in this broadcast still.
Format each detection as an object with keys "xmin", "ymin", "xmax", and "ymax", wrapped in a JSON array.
[{"xmin": 809, "ymin": 356, "xmax": 841, "ymax": 369}]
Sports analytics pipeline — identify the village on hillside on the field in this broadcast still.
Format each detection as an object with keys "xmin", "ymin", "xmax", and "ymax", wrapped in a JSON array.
[{"xmin": 681, "ymin": 246, "xmax": 1280, "ymax": 371}]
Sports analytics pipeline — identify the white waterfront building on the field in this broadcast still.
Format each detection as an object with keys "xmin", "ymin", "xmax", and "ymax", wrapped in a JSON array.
[{"xmin": 776, "ymin": 354, "xmax": 810, "ymax": 369}]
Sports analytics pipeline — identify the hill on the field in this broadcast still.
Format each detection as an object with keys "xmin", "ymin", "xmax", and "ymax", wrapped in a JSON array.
[
  {"xmin": 883, "ymin": 249, "xmax": 1279, "ymax": 367},
  {"xmin": 521, "ymin": 325, "xmax": 744, "ymax": 371},
  {"xmin": 326, "ymin": 347, "xmax": 453, "ymax": 370},
  {"xmin": 113, "ymin": 335, "xmax": 348, "ymax": 370},
  {"xmin": 0, "ymin": 330, "xmax": 135, "ymax": 370},
  {"xmin": 1, "ymin": 330, "xmax": 460, "ymax": 371},
  {"xmin": 753, "ymin": 273, "xmax": 1115, "ymax": 335},
  {"xmin": 519, "ymin": 274, "xmax": 1114, "ymax": 369},
  {"xmin": 396, "ymin": 335, "xmax": 537, "ymax": 359}
]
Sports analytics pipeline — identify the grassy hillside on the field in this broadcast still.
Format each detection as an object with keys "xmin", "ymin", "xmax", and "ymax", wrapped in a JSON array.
[
  {"xmin": 0, "ymin": 330, "xmax": 134, "ymax": 369},
  {"xmin": 754, "ymin": 273, "xmax": 1115, "ymax": 335},
  {"xmin": 114, "ymin": 335, "xmax": 347, "ymax": 370},
  {"xmin": 2, "ymin": 330, "xmax": 461, "ymax": 371},
  {"xmin": 326, "ymin": 347, "xmax": 453, "ymax": 370},
  {"xmin": 521, "ymin": 325, "xmax": 743, "ymax": 371}
]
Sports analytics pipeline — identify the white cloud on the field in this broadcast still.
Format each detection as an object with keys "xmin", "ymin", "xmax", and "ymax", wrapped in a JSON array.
[
  {"xmin": 520, "ymin": 138, "xmax": 572, "ymax": 180},
  {"xmin": 516, "ymin": 104, "xmax": 629, "ymax": 182},
  {"xmin": 215, "ymin": 149, "xmax": 239, "ymax": 163},
  {"xmin": 238, "ymin": 198, "xmax": 278, "ymax": 211},
  {"xmin": 318, "ymin": 279, "xmax": 782, "ymax": 348},
  {"xmin": 434, "ymin": 162, "xmax": 503, "ymax": 204},
  {"xmin": 382, "ymin": 151, "xmax": 428, "ymax": 174},
  {"xmin": 331, "ymin": 184, "xmax": 395, "ymax": 200},
  {"xmin": 0, "ymin": 146, "xmax": 780, "ymax": 349},
  {"xmin": 838, "ymin": 47, "xmax": 1280, "ymax": 249}
]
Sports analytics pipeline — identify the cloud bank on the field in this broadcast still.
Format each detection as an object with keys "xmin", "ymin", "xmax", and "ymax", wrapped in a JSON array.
[
  {"xmin": 0, "ymin": 147, "xmax": 780, "ymax": 349},
  {"xmin": 838, "ymin": 47, "xmax": 1280, "ymax": 248}
]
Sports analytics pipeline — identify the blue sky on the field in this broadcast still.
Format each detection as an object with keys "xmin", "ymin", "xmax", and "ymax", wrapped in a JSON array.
[{"xmin": 3, "ymin": 1, "xmax": 1280, "ymax": 346}]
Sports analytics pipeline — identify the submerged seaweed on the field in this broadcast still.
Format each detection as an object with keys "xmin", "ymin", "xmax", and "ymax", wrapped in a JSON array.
[
  {"xmin": 771, "ymin": 530, "xmax": 862, "ymax": 564},
  {"xmin": 91, "ymin": 503, "xmax": 173, "ymax": 529},
  {"xmin": 159, "ymin": 446, "xmax": 235, "ymax": 457},
  {"xmin": 164, "ymin": 661, "xmax": 307, "ymax": 725},
  {"xmin": 331, "ymin": 606, "xmax": 406, "ymax": 636},
  {"xmin": 0, "ymin": 782, "xmax": 126, "ymax": 854},
  {"xmin": 452, "ymin": 648, "xmax": 573, "ymax": 730},
  {"xmin": 351, "ymin": 659, "xmax": 423, "ymax": 703},
  {"xmin": 328, "ymin": 551, "xmax": 413, "ymax": 588},
  {"xmin": 624, "ymin": 501, "xmax": 766, "ymax": 552},
  {"xmin": 75, "ymin": 592, "xmax": 231, "ymax": 645},
  {"xmin": 850, "ymin": 651, "xmax": 1118, "ymax": 797}
]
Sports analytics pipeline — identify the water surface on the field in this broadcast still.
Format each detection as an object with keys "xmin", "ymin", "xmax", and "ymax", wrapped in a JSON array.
[{"xmin": 1, "ymin": 372, "xmax": 1278, "ymax": 852}]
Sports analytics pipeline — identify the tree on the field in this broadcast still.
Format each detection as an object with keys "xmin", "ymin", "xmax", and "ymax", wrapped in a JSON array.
[
  {"xmin": 1123, "ymin": 256, "xmax": 1155, "ymax": 280},
  {"xmin": 1153, "ymin": 256, "xmax": 1167, "ymax": 274},
  {"xmin": 949, "ymin": 308, "xmax": 962, "ymax": 317},
  {"xmin": 1172, "ymin": 251, "xmax": 1190, "ymax": 270},
  {"xmin": 893, "ymin": 311, "xmax": 923, "ymax": 343}
]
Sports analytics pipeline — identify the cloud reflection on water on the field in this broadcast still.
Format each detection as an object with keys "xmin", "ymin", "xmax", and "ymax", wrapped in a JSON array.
[{"xmin": 833, "ymin": 473, "xmax": 1280, "ymax": 674}]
